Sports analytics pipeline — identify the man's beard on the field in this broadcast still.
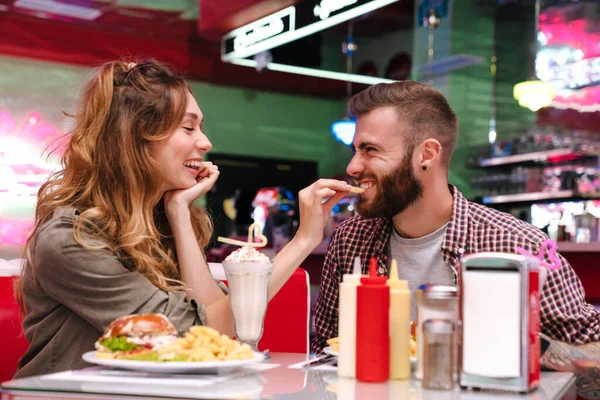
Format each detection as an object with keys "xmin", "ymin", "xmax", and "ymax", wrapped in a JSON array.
[{"xmin": 356, "ymin": 154, "xmax": 423, "ymax": 219}]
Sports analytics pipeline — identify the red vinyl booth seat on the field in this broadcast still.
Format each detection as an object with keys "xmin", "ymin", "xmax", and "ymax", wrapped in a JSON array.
[
  {"xmin": 238, "ymin": 268, "xmax": 309, "ymax": 354},
  {"xmin": 0, "ymin": 276, "xmax": 29, "ymax": 384},
  {"xmin": 0, "ymin": 267, "xmax": 309, "ymax": 383}
]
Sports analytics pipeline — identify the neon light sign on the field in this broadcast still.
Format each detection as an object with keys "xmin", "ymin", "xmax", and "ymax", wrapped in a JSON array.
[
  {"xmin": 234, "ymin": 18, "xmax": 285, "ymax": 51},
  {"xmin": 313, "ymin": 0, "xmax": 358, "ymax": 20},
  {"xmin": 221, "ymin": 0, "xmax": 400, "ymax": 61},
  {"xmin": 224, "ymin": 7, "xmax": 296, "ymax": 54}
]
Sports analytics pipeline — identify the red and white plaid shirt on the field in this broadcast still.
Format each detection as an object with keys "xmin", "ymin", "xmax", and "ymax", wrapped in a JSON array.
[{"xmin": 311, "ymin": 185, "xmax": 600, "ymax": 353}]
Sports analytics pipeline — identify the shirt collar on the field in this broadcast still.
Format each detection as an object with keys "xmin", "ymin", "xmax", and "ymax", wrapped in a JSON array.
[
  {"xmin": 441, "ymin": 184, "xmax": 469, "ymax": 257},
  {"xmin": 371, "ymin": 217, "xmax": 392, "ymax": 256}
]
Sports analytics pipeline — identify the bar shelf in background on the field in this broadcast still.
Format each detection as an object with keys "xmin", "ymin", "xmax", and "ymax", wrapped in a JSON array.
[
  {"xmin": 482, "ymin": 190, "xmax": 575, "ymax": 205},
  {"xmin": 478, "ymin": 148, "xmax": 599, "ymax": 167},
  {"xmin": 481, "ymin": 190, "xmax": 600, "ymax": 205}
]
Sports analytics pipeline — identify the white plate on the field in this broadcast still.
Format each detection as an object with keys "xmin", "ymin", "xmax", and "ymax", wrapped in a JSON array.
[
  {"xmin": 82, "ymin": 351, "xmax": 266, "ymax": 374},
  {"xmin": 323, "ymin": 347, "xmax": 417, "ymax": 365},
  {"xmin": 323, "ymin": 346, "xmax": 339, "ymax": 357}
]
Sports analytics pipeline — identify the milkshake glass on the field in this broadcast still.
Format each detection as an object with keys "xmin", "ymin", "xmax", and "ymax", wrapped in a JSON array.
[{"xmin": 222, "ymin": 246, "xmax": 273, "ymax": 351}]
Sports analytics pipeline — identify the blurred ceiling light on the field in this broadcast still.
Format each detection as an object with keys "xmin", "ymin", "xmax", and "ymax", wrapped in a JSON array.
[
  {"xmin": 331, "ymin": 119, "xmax": 356, "ymax": 146},
  {"xmin": 513, "ymin": 80, "xmax": 556, "ymax": 112},
  {"xmin": 14, "ymin": 0, "xmax": 102, "ymax": 21}
]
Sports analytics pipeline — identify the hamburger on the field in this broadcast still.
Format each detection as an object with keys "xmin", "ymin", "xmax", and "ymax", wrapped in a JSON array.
[{"xmin": 95, "ymin": 313, "xmax": 178, "ymax": 361}]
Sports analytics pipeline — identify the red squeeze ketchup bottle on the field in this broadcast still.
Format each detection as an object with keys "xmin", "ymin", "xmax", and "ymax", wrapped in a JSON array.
[{"xmin": 356, "ymin": 257, "xmax": 390, "ymax": 382}]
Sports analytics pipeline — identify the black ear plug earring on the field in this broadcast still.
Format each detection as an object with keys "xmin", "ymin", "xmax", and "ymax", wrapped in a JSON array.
[{"xmin": 422, "ymin": 166, "xmax": 427, "ymax": 171}]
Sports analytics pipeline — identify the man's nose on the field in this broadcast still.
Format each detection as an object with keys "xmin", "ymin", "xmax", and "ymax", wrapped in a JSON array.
[{"xmin": 346, "ymin": 154, "xmax": 364, "ymax": 178}]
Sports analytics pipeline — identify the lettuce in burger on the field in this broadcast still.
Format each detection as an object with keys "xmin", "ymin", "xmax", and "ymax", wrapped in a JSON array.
[{"xmin": 95, "ymin": 313, "xmax": 178, "ymax": 361}]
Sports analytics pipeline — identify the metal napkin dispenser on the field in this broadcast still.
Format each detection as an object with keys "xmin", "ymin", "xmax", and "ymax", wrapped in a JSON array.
[{"xmin": 459, "ymin": 253, "xmax": 541, "ymax": 393}]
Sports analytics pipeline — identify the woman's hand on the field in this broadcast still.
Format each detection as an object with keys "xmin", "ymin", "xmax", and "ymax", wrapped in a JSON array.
[
  {"xmin": 164, "ymin": 162, "xmax": 219, "ymax": 220},
  {"xmin": 295, "ymin": 179, "xmax": 352, "ymax": 248}
]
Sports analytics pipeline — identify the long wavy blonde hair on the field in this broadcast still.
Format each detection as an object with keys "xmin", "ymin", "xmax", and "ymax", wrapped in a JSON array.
[{"xmin": 15, "ymin": 59, "xmax": 213, "ymax": 310}]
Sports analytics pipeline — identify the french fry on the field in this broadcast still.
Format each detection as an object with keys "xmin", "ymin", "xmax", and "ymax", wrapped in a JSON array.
[
  {"xmin": 157, "ymin": 325, "xmax": 254, "ymax": 362},
  {"xmin": 349, "ymin": 186, "xmax": 365, "ymax": 194},
  {"xmin": 409, "ymin": 336, "xmax": 417, "ymax": 358},
  {"xmin": 326, "ymin": 337, "xmax": 339, "ymax": 352}
]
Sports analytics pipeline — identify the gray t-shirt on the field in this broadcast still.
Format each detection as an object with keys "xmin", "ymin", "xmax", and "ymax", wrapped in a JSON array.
[
  {"xmin": 15, "ymin": 206, "xmax": 224, "ymax": 378},
  {"xmin": 388, "ymin": 224, "xmax": 455, "ymax": 320}
]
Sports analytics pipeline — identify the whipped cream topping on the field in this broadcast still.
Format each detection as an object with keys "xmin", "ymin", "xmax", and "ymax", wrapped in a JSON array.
[{"xmin": 224, "ymin": 246, "xmax": 271, "ymax": 263}]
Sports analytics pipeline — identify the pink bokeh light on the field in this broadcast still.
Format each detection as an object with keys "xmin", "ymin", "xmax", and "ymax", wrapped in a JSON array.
[
  {"xmin": 0, "ymin": 111, "xmax": 66, "ymax": 246},
  {"xmin": 538, "ymin": 8, "xmax": 600, "ymax": 111},
  {"xmin": 0, "ymin": 219, "xmax": 35, "ymax": 247},
  {"xmin": 539, "ymin": 16, "xmax": 600, "ymax": 59},
  {"xmin": 552, "ymin": 86, "xmax": 600, "ymax": 112}
]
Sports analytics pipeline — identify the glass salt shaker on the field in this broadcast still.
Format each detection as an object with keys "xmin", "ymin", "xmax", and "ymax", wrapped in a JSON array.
[
  {"xmin": 415, "ymin": 285, "xmax": 458, "ymax": 380},
  {"xmin": 422, "ymin": 319, "xmax": 455, "ymax": 390}
]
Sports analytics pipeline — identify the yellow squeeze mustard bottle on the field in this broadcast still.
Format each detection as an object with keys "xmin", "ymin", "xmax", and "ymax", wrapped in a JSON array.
[
  {"xmin": 388, "ymin": 259, "xmax": 411, "ymax": 380},
  {"xmin": 337, "ymin": 257, "xmax": 363, "ymax": 378}
]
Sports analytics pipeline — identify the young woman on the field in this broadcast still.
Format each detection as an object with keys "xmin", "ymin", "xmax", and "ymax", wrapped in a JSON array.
[{"xmin": 14, "ymin": 59, "xmax": 352, "ymax": 378}]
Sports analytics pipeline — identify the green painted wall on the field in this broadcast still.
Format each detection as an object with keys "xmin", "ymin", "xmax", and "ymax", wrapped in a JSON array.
[
  {"xmin": 448, "ymin": 0, "xmax": 494, "ymax": 199},
  {"xmin": 494, "ymin": 1, "xmax": 536, "ymax": 139},
  {"xmin": 188, "ymin": 82, "xmax": 350, "ymax": 178}
]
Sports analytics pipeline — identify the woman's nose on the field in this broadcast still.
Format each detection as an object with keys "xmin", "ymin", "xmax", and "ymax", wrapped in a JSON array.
[{"xmin": 195, "ymin": 135, "xmax": 212, "ymax": 152}]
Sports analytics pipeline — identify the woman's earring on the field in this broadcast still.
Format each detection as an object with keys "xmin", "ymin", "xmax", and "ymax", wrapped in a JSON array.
[{"xmin": 422, "ymin": 165, "xmax": 427, "ymax": 171}]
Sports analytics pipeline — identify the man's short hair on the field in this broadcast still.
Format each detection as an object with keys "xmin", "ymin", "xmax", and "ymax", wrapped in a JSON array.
[{"xmin": 348, "ymin": 81, "xmax": 459, "ymax": 167}]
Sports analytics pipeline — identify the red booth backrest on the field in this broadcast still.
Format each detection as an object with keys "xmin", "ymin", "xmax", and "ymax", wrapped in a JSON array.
[{"xmin": 0, "ymin": 276, "xmax": 29, "ymax": 383}]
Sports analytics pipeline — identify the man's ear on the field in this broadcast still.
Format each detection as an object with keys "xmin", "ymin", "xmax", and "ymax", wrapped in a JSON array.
[{"xmin": 418, "ymin": 139, "xmax": 443, "ymax": 171}]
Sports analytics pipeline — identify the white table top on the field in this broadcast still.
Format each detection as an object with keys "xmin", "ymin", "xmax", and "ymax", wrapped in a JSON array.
[{"xmin": 1, "ymin": 353, "xmax": 576, "ymax": 400}]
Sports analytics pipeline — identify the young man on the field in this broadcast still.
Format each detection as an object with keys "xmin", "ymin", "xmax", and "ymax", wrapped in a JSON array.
[{"xmin": 311, "ymin": 81, "xmax": 600, "ymax": 353}]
